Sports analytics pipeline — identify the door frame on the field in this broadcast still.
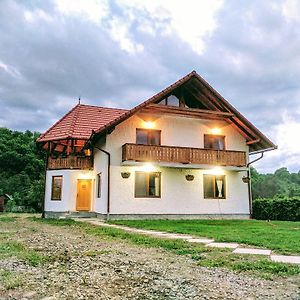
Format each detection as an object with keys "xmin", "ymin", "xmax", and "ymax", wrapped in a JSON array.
[{"xmin": 76, "ymin": 179, "xmax": 92, "ymax": 211}]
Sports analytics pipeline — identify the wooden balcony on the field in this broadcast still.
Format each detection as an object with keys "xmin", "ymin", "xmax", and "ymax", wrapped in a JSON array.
[
  {"xmin": 122, "ymin": 143, "xmax": 246, "ymax": 167},
  {"xmin": 47, "ymin": 156, "xmax": 93, "ymax": 170}
]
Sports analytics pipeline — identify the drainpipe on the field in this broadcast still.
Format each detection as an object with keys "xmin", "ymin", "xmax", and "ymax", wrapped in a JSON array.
[
  {"xmin": 94, "ymin": 145, "xmax": 111, "ymax": 221},
  {"xmin": 246, "ymin": 152, "xmax": 264, "ymax": 217},
  {"xmin": 246, "ymin": 145, "xmax": 277, "ymax": 217}
]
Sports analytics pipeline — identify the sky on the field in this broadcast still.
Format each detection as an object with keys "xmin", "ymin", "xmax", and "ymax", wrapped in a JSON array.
[{"xmin": 0, "ymin": 0, "xmax": 300, "ymax": 173}]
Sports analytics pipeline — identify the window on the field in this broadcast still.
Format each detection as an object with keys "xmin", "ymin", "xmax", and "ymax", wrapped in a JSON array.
[
  {"xmin": 203, "ymin": 175, "xmax": 226, "ymax": 199},
  {"xmin": 135, "ymin": 172, "xmax": 161, "ymax": 198},
  {"xmin": 204, "ymin": 135, "xmax": 225, "ymax": 150},
  {"xmin": 136, "ymin": 129, "xmax": 161, "ymax": 145},
  {"xmin": 97, "ymin": 173, "xmax": 101, "ymax": 198},
  {"xmin": 157, "ymin": 95, "xmax": 180, "ymax": 107},
  {"xmin": 51, "ymin": 176, "xmax": 63, "ymax": 200}
]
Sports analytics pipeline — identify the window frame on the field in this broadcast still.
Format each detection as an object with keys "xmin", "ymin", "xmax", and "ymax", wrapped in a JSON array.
[
  {"xmin": 204, "ymin": 134, "xmax": 226, "ymax": 150},
  {"xmin": 136, "ymin": 128, "xmax": 161, "ymax": 145},
  {"xmin": 134, "ymin": 171, "xmax": 161, "ymax": 198},
  {"xmin": 203, "ymin": 174, "xmax": 226, "ymax": 199},
  {"xmin": 97, "ymin": 173, "xmax": 101, "ymax": 198},
  {"xmin": 51, "ymin": 175, "xmax": 63, "ymax": 201}
]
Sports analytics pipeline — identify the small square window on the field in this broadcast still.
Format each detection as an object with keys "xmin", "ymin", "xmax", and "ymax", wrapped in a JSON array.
[
  {"xmin": 204, "ymin": 135, "xmax": 225, "ymax": 150},
  {"xmin": 136, "ymin": 129, "xmax": 161, "ymax": 145},
  {"xmin": 203, "ymin": 175, "xmax": 226, "ymax": 199},
  {"xmin": 51, "ymin": 176, "xmax": 63, "ymax": 200}
]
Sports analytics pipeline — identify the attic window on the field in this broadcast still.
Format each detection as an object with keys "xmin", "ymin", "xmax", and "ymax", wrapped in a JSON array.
[{"xmin": 158, "ymin": 95, "xmax": 179, "ymax": 107}]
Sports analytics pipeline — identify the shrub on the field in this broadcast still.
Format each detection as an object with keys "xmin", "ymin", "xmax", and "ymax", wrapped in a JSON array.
[{"xmin": 253, "ymin": 198, "xmax": 300, "ymax": 221}]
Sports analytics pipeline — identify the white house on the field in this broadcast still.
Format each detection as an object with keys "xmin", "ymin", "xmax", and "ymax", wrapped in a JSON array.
[{"xmin": 37, "ymin": 71, "xmax": 276, "ymax": 219}]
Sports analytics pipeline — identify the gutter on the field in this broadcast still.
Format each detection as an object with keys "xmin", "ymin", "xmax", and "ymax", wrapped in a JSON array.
[
  {"xmin": 94, "ymin": 145, "xmax": 111, "ymax": 221},
  {"xmin": 246, "ymin": 146, "xmax": 277, "ymax": 217}
]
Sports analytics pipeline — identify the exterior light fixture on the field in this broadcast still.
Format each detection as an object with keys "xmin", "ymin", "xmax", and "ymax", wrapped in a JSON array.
[
  {"xmin": 78, "ymin": 172, "xmax": 93, "ymax": 180},
  {"xmin": 144, "ymin": 121, "xmax": 155, "ymax": 129},
  {"xmin": 211, "ymin": 127, "xmax": 221, "ymax": 135},
  {"xmin": 84, "ymin": 149, "xmax": 92, "ymax": 156},
  {"xmin": 205, "ymin": 166, "xmax": 224, "ymax": 176},
  {"xmin": 141, "ymin": 162, "xmax": 156, "ymax": 172},
  {"xmin": 121, "ymin": 172, "xmax": 131, "ymax": 179}
]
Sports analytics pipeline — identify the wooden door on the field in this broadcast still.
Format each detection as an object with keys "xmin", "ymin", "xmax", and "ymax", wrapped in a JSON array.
[{"xmin": 76, "ymin": 179, "xmax": 92, "ymax": 211}]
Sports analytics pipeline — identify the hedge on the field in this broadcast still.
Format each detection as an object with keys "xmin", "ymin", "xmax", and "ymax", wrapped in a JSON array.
[{"xmin": 252, "ymin": 198, "xmax": 300, "ymax": 221}]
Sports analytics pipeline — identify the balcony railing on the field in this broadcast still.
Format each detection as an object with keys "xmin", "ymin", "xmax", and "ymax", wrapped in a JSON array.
[
  {"xmin": 122, "ymin": 143, "xmax": 246, "ymax": 167},
  {"xmin": 47, "ymin": 156, "xmax": 93, "ymax": 170}
]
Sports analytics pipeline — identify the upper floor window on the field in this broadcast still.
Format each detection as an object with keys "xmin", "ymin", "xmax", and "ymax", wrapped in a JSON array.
[
  {"xmin": 204, "ymin": 134, "xmax": 225, "ymax": 150},
  {"xmin": 136, "ymin": 129, "xmax": 161, "ymax": 145},
  {"xmin": 203, "ymin": 175, "xmax": 226, "ymax": 199},
  {"xmin": 51, "ymin": 176, "xmax": 62, "ymax": 200},
  {"xmin": 158, "ymin": 95, "xmax": 179, "ymax": 107}
]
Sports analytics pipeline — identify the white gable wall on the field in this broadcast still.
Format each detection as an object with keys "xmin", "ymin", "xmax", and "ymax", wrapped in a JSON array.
[{"xmin": 92, "ymin": 113, "xmax": 250, "ymax": 216}]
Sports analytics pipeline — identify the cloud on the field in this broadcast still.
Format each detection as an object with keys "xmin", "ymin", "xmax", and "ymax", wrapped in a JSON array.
[{"xmin": 0, "ymin": 0, "xmax": 300, "ymax": 172}]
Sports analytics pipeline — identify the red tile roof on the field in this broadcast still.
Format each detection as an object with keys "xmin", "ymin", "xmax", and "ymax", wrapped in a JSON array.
[{"xmin": 37, "ymin": 104, "xmax": 128, "ymax": 142}]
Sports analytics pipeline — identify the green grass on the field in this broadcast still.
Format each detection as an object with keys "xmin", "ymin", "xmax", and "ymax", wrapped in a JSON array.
[
  {"xmin": 0, "ymin": 240, "xmax": 46, "ymax": 266},
  {"xmin": 0, "ymin": 270, "xmax": 23, "ymax": 290},
  {"xmin": 33, "ymin": 217, "xmax": 300, "ymax": 278},
  {"xmin": 110, "ymin": 219, "xmax": 300, "ymax": 255}
]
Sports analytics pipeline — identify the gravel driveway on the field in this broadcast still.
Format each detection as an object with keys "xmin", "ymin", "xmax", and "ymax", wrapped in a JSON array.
[{"xmin": 0, "ymin": 217, "xmax": 299, "ymax": 300}]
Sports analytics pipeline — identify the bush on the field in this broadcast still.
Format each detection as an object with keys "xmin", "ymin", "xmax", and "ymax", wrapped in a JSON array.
[{"xmin": 253, "ymin": 198, "xmax": 300, "ymax": 221}]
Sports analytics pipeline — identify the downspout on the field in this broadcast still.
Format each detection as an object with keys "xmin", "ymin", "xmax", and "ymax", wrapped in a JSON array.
[
  {"xmin": 94, "ymin": 145, "xmax": 111, "ymax": 221},
  {"xmin": 246, "ymin": 145, "xmax": 277, "ymax": 217},
  {"xmin": 246, "ymin": 152, "xmax": 264, "ymax": 218}
]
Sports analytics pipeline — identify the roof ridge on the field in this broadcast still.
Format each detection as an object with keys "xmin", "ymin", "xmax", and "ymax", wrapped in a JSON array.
[
  {"xmin": 79, "ymin": 103, "xmax": 129, "ymax": 111},
  {"xmin": 37, "ymin": 103, "xmax": 80, "ymax": 142}
]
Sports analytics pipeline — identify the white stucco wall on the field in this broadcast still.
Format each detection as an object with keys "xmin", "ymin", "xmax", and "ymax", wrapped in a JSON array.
[
  {"xmin": 44, "ymin": 169, "xmax": 95, "ymax": 212},
  {"xmin": 92, "ymin": 113, "xmax": 250, "ymax": 216},
  {"xmin": 45, "ymin": 113, "xmax": 250, "ymax": 216}
]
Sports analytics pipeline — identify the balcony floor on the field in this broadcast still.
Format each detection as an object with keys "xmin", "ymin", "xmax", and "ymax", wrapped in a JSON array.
[{"xmin": 122, "ymin": 160, "xmax": 248, "ymax": 171}]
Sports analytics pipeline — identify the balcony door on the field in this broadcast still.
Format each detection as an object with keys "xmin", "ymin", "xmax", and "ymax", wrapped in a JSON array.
[{"xmin": 76, "ymin": 179, "xmax": 92, "ymax": 211}]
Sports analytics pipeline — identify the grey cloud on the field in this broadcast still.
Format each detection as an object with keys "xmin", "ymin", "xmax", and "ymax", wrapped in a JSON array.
[{"xmin": 0, "ymin": 0, "xmax": 299, "ymax": 172}]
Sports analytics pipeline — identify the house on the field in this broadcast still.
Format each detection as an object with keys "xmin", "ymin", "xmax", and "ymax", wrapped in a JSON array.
[
  {"xmin": 0, "ymin": 194, "xmax": 12, "ymax": 212},
  {"xmin": 37, "ymin": 71, "xmax": 276, "ymax": 219}
]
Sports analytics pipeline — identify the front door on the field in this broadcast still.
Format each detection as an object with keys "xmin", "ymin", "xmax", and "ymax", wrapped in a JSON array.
[{"xmin": 76, "ymin": 179, "xmax": 92, "ymax": 211}]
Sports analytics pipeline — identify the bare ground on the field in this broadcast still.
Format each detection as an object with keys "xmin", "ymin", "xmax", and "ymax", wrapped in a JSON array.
[{"xmin": 0, "ymin": 217, "xmax": 299, "ymax": 300}]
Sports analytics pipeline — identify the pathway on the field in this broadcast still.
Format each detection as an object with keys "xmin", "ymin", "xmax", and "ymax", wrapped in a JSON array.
[{"xmin": 74, "ymin": 218, "xmax": 300, "ymax": 265}]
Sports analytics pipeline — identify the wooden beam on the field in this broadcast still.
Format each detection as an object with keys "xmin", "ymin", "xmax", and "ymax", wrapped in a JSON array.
[
  {"xmin": 246, "ymin": 139, "xmax": 260, "ymax": 145},
  {"xmin": 143, "ymin": 104, "xmax": 234, "ymax": 118}
]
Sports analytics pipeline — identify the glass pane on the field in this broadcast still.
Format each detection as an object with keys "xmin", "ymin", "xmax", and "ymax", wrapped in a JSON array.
[
  {"xmin": 52, "ymin": 176, "xmax": 62, "ymax": 200},
  {"xmin": 167, "ymin": 95, "xmax": 179, "ymax": 106},
  {"xmin": 149, "ymin": 173, "xmax": 160, "ymax": 197},
  {"xmin": 204, "ymin": 135, "xmax": 225, "ymax": 150},
  {"xmin": 136, "ymin": 129, "xmax": 148, "ymax": 145},
  {"xmin": 97, "ymin": 173, "xmax": 101, "ymax": 198},
  {"xmin": 203, "ymin": 175, "xmax": 214, "ymax": 198},
  {"xmin": 149, "ymin": 131, "xmax": 160, "ymax": 145},
  {"xmin": 215, "ymin": 176, "xmax": 225, "ymax": 198},
  {"xmin": 135, "ymin": 172, "xmax": 147, "ymax": 197}
]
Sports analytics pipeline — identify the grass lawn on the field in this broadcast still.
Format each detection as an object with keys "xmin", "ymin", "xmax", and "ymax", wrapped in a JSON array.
[
  {"xmin": 30, "ymin": 217, "xmax": 300, "ymax": 279},
  {"xmin": 110, "ymin": 219, "xmax": 300, "ymax": 255},
  {"xmin": 1, "ymin": 214, "xmax": 300, "ymax": 279}
]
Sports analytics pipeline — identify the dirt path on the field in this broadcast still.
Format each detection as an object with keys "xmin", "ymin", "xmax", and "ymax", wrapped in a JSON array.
[{"xmin": 0, "ymin": 218, "xmax": 299, "ymax": 300}]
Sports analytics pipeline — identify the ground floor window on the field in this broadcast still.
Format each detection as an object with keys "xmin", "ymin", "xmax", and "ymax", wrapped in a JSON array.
[
  {"xmin": 135, "ymin": 172, "xmax": 161, "ymax": 198},
  {"xmin": 97, "ymin": 173, "xmax": 101, "ymax": 198},
  {"xmin": 203, "ymin": 175, "xmax": 226, "ymax": 199},
  {"xmin": 51, "ymin": 176, "xmax": 63, "ymax": 200}
]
